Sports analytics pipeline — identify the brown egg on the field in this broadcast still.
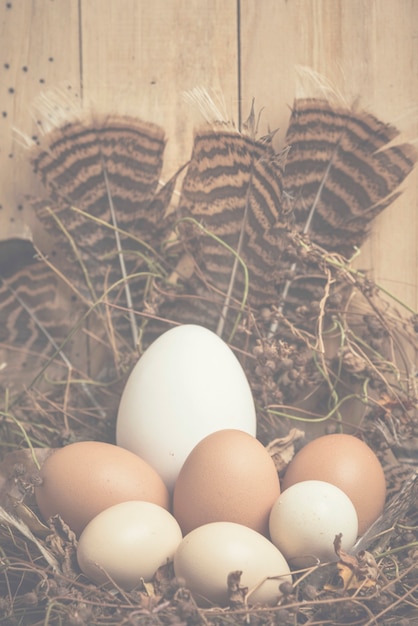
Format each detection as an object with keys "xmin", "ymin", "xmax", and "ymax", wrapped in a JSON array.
[
  {"xmin": 173, "ymin": 429, "xmax": 281, "ymax": 536},
  {"xmin": 35, "ymin": 441, "xmax": 169, "ymax": 536},
  {"xmin": 282, "ymin": 434, "xmax": 386, "ymax": 535}
]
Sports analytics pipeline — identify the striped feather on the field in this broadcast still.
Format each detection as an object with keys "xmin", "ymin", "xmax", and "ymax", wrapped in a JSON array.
[
  {"xmin": 29, "ymin": 115, "xmax": 176, "ymax": 346},
  {"xmin": 0, "ymin": 240, "xmax": 77, "ymax": 391},
  {"xmin": 267, "ymin": 98, "xmax": 417, "ymax": 330},
  {"xmin": 282, "ymin": 98, "xmax": 417, "ymax": 255},
  {"xmin": 2, "ymin": 95, "xmax": 417, "ymax": 414},
  {"xmin": 176, "ymin": 127, "xmax": 287, "ymax": 335}
]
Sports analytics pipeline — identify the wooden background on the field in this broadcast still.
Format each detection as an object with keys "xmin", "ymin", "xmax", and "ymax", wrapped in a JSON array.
[{"xmin": 0, "ymin": 0, "xmax": 417, "ymax": 311}]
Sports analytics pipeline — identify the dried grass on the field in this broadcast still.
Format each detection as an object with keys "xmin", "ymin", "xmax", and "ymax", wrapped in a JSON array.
[{"xmin": 1, "ymin": 174, "xmax": 418, "ymax": 624}]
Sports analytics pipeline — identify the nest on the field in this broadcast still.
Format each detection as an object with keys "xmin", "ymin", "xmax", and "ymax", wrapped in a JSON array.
[{"xmin": 1, "ymin": 90, "xmax": 418, "ymax": 625}]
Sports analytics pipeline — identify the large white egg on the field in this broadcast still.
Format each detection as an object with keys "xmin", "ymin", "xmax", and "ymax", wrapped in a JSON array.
[
  {"xmin": 77, "ymin": 501, "xmax": 182, "ymax": 590},
  {"xmin": 269, "ymin": 480, "xmax": 359, "ymax": 568},
  {"xmin": 116, "ymin": 325, "xmax": 256, "ymax": 490},
  {"xmin": 173, "ymin": 521, "xmax": 292, "ymax": 607}
]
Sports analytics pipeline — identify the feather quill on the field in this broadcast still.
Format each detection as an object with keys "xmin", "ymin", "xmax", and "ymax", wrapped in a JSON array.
[
  {"xmin": 174, "ymin": 91, "xmax": 287, "ymax": 338},
  {"xmin": 281, "ymin": 98, "xmax": 417, "ymax": 255},
  {"xmin": 270, "ymin": 97, "xmax": 417, "ymax": 331},
  {"xmin": 158, "ymin": 90, "xmax": 417, "ymax": 349},
  {"xmin": 28, "ymin": 111, "xmax": 178, "ymax": 352},
  {"xmin": 2, "ymin": 85, "xmax": 417, "ymax": 422}
]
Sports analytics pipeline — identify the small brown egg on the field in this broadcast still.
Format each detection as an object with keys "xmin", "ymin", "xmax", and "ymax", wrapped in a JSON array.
[
  {"xmin": 282, "ymin": 433, "xmax": 386, "ymax": 535},
  {"xmin": 35, "ymin": 441, "xmax": 169, "ymax": 536},
  {"xmin": 173, "ymin": 429, "xmax": 281, "ymax": 536}
]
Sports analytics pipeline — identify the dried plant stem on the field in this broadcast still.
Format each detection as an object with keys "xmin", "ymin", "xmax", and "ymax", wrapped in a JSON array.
[
  {"xmin": 0, "ymin": 411, "xmax": 41, "ymax": 468},
  {"xmin": 175, "ymin": 217, "xmax": 250, "ymax": 342},
  {"xmin": 101, "ymin": 158, "xmax": 138, "ymax": 350},
  {"xmin": 8, "ymin": 270, "xmax": 160, "ymax": 416},
  {"xmin": 216, "ymin": 170, "xmax": 253, "ymax": 339},
  {"xmin": 68, "ymin": 205, "xmax": 167, "ymax": 270},
  {"xmin": 364, "ymin": 580, "xmax": 418, "ymax": 625},
  {"xmin": 266, "ymin": 391, "xmax": 366, "ymax": 423},
  {"xmin": 44, "ymin": 206, "xmax": 98, "ymax": 302},
  {"xmin": 5, "ymin": 277, "xmax": 104, "ymax": 418},
  {"xmin": 269, "ymin": 140, "xmax": 341, "ymax": 338}
]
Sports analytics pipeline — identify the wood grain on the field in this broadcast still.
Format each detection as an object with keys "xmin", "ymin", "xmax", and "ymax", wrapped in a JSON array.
[
  {"xmin": 80, "ymin": 0, "xmax": 239, "ymax": 178},
  {"xmin": 239, "ymin": 0, "xmax": 418, "ymax": 310},
  {"xmin": 0, "ymin": 0, "xmax": 417, "ymax": 311},
  {"xmin": 0, "ymin": 0, "xmax": 238, "ymax": 239},
  {"xmin": 0, "ymin": 0, "xmax": 81, "ymax": 240}
]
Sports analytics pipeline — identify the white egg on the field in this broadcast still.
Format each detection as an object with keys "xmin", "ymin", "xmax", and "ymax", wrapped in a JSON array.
[
  {"xmin": 77, "ymin": 501, "xmax": 182, "ymax": 590},
  {"xmin": 269, "ymin": 480, "xmax": 359, "ymax": 568},
  {"xmin": 173, "ymin": 521, "xmax": 292, "ymax": 607},
  {"xmin": 116, "ymin": 324, "xmax": 256, "ymax": 490}
]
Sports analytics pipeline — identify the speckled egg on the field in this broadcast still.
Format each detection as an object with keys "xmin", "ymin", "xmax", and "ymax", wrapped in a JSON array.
[{"xmin": 282, "ymin": 433, "xmax": 386, "ymax": 535}]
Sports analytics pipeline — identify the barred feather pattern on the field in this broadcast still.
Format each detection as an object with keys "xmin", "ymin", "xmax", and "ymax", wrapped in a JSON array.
[
  {"xmin": 174, "ymin": 128, "xmax": 287, "ymax": 336},
  {"xmin": 0, "ymin": 241, "xmax": 76, "ymax": 389},
  {"xmin": 263, "ymin": 99, "xmax": 418, "ymax": 328},
  {"xmin": 30, "ymin": 115, "xmax": 175, "ymax": 343},
  {"xmin": 1, "ymin": 97, "xmax": 417, "ymax": 411},
  {"xmin": 31, "ymin": 116, "xmax": 167, "ymax": 235},
  {"xmin": 169, "ymin": 100, "xmax": 417, "ymax": 337},
  {"xmin": 282, "ymin": 98, "xmax": 417, "ymax": 255}
]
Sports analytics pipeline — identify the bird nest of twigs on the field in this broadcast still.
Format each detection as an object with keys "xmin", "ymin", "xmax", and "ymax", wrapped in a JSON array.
[{"xmin": 0, "ymin": 87, "xmax": 418, "ymax": 625}]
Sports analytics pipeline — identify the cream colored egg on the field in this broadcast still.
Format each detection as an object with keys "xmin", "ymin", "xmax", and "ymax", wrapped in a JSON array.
[
  {"xmin": 77, "ymin": 501, "xmax": 182, "ymax": 590},
  {"xmin": 173, "ymin": 521, "xmax": 291, "ymax": 607},
  {"xmin": 269, "ymin": 480, "xmax": 358, "ymax": 568},
  {"xmin": 282, "ymin": 434, "xmax": 386, "ymax": 534}
]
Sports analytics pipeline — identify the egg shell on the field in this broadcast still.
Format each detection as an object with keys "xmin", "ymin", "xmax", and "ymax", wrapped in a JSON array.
[
  {"xmin": 116, "ymin": 324, "xmax": 257, "ymax": 491},
  {"xmin": 282, "ymin": 433, "xmax": 386, "ymax": 535},
  {"xmin": 77, "ymin": 501, "xmax": 182, "ymax": 589},
  {"xmin": 35, "ymin": 441, "xmax": 169, "ymax": 536},
  {"xmin": 173, "ymin": 521, "xmax": 292, "ymax": 607},
  {"xmin": 269, "ymin": 480, "xmax": 359, "ymax": 568},
  {"xmin": 173, "ymin": 429, "xmax": 281, "ymax": 536}
]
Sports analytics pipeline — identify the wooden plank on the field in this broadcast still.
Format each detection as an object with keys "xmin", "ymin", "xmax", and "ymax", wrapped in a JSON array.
[
  {"xmin": 0, "ymin": 0, "xmax": 239, "ymax": 393},
  {"xmin": 239, "ymin": 0, "xmax": 418, "ymax": 311},
  {"xmin": 79, "ymin": 0, "xmax": 239, "ymax": 180},
  {"xmin": 0, "ymin": 0, "xmax": 81, "ymax": 240},
  {"xmin": 2, "ymin": 0, "xmax": 415, "ymax": 306},
  {"xmin": 0, "ymin": 0, "xmax": 239, "ymax": 241}
]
